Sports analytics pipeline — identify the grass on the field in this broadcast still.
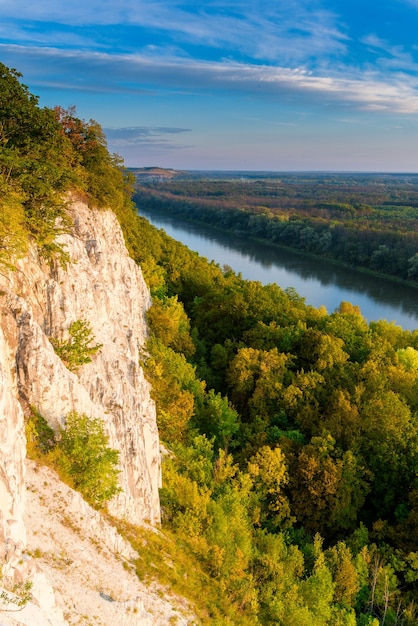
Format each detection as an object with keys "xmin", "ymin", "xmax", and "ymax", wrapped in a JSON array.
[
  {"xmin": 111, "ymin": 518, "xmax": 216, "ymax": 624},
  {"xmin": 110, "ymin": 516, "xmax": 259, "ymax": 626}
]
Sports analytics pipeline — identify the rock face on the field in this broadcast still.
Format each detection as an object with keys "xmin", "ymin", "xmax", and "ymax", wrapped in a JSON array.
[
  {"xmin": 0, "ymin": 314, "xmax": 27, "ymax": 573},
  {"xmin": 0, "ymin": 200, "xmax": 163, "ymax": 623}
]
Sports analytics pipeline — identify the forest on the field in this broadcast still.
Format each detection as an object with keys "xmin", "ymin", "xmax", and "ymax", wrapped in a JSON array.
[
  {"xmin": 132, "ymin": 171, "xmax": 418, "ymax": 283},
  {"xmin": 1, "ymin": 62, "xmax": 418, "ymax": 625},
  {"xmin": 126, "ymin": 204, "xmax": 418, "ymax": 626}
]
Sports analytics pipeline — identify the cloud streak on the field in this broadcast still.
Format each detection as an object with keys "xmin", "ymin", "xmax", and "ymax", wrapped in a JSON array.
[
  {"xmin": 104, "ymin": 126, "xmax": 191, "ymax": 147},
  {"xmin": 3, "ymin": 43, "xmax": 418, "ymax": 115},
  {"xmin": 2, "ymin": 1, "xmax": 418, "ymax": 170},
  {"xmin": 0, "ymin": 1, "xmax": 348, "ymax": 66}
]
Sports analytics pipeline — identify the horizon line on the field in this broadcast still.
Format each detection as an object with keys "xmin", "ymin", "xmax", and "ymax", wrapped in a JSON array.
[{"xmin": 129, "ymin": 167, "xmax": 418, "ymax": 175}]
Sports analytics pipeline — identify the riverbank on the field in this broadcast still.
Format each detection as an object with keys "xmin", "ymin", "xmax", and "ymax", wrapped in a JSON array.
[
  {"xmin": 136, "ymin": 205, "xmax": 418, "ymax": 330},
  {"xmin": 143, "ymin": 207, "xmax": 418, "ymax": 291}
]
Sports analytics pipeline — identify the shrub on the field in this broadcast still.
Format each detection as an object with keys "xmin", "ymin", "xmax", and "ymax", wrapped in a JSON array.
[
  {"xmin": 56, "ymin": 411, "xmax": 121, "ymax": 508},
  {"xmin": 25, "ymin": 407, "xmax": 56, "ymax": 458},
  {"xmin": 50, "ymin": 319, "xmax": 102, "ymax": 371}
]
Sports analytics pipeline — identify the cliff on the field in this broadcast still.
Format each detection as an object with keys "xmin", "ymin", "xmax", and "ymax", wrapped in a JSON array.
[{"xmin": 0, "ymin": 201, "xmax": 183, "ymax": 624}]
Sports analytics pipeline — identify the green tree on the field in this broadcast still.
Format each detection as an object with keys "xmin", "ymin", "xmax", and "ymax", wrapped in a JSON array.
[
  {"xmin": 194, "ymin": 388, "xmax": 240, "ymax": 452},
  {"xmin": 0, "ymin": 182, "xmax": 27, "ymax": 267},
  {"xmin": 252, "ymin": 529, "xmax": 305, "ymax": 623},
  {"xmin": 56, "ymin": 411, "xmax": 120, "ymax": 508},
  {"xmin": 0, "ymin": 63, "xmax": 75, "ymax": 258},
  {"xmin": 297, "ymin": 535, "xmax": 335, "ymax": 625},
  {"xmin": 407, "ymin": 253, "xmax": 418, "ymax": 279},
  {"xmin": 205, "ymin": 477, "xmax": 259, "ymax": 619},
  {"xmin": 54, "ymin": 106, "xmax": 134, "ymax": 213},
  {"xmin": 227, "ymin": 347, "xmax": 289, "ymax": 419},
  {"xmin": 293, "ymin": 328, "xmax": 349, "ymax": 372},
  {"xmin": 396, "ymin": 346, "xmax": 418, "ymax": 371},
  {"xmin": 248, "ymin": 445, "xmax": 293, "ymax": 531},
  {"xmin": 144, "ymin": 337, "xmax": 204, "ymax": 442},
  {"xmin": 289, "ymin": 434, "xmax": 369, "ymax": 537},
  {"xmin": 282, "ymin": 369, "xmax": 324, "ymax": 435},
  {"xmin": 50, "ymin": 320, "xmax": 102, "ymax": 371},
  {"xmin": 146, "ymin": 295, "xmax": 195, "ymax": 357},
  {"xmin": 322, "ymin": 304, "xmax": 372, "ymax": 363},
  {"xmin": 325, "ymin": 542, "xmax": 360, "ymax": 607},
  {"xmin": 360, "ymin": 390, "xmax": 417, "ymax": 521},
  {"xmin": 321, "ymin": 389, "xmax": 361, "ymax": 449}
]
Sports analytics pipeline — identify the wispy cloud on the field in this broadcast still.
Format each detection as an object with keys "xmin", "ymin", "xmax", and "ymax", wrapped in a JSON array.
[
  {"xmin": 0, "ymin": 1, "xmax": 348, "ymax": 66},
  {"xmin": 103, "ymin": 126, "xmax": 193, "ymax": 161},
  {"xmin": 361, "ymin": 35, "xmax": 418, "ymax": 74},
  {"xmin": 104, "ymin": 126, "xmax": 191, "ymax": 147},
  {"xmin": 0, "ymin": 22, "xmax": 104, "ymax": 50},
  {"xmin": 3, "ymin": 43, "xmax": 418, "ymax": 115}
]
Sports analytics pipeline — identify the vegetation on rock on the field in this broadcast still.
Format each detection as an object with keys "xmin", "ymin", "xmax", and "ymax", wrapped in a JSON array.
[
  {"xmin": 26, "ymin": 408, "xmax": 120, "ymax": 509},
  {"xmin": 55, "ymin": 411, "xmax": 121, "ymax": 508},
  {"xmin": 50, "ymin": 319, "xmax": 102, "ymax": 371},
  {"xmin": 0, "ymin": 62, "xmax": 136, "ymax": 266},
  {"xmin": 3, "ymin": 61, "xmax": 418, "ymax": 624},
  {"xmin": 0, "ymin": 580, "xmax": 33, "ymax": 611}
]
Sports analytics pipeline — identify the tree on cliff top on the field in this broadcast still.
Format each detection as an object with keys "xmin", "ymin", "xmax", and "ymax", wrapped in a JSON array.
[
  {"xmin": 0, "ymin": 63, "xmax": 77, "ymax": 258},
  {"xmin": 0, "ymin": 62, "xmax": 135, "ymax": 265}
]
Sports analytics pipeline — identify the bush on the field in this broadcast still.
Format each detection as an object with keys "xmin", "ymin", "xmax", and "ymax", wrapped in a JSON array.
[
  {"xmin": 50, "ymin": 319, "xmax": 102, "ymax": 371},
  {"xmin": 56, "ymin": 411, "xmax": 121, "ymax": 508},
  {"xmin": 25, "ymin": 407, "xmax": 56, "ymax": 458}
]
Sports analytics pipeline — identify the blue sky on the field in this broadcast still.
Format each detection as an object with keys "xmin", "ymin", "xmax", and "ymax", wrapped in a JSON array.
[{"xmin": 1, "ymin": 1, "xmax": 418, "ymax": 171}]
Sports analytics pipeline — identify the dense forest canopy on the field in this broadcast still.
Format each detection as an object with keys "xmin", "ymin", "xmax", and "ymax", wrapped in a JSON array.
[
  {"xmin": 2, "ymin": 63, "xmax": 418, "ymax": 625},
  {"xmin": 129, "ymin": 179, "xmax": 418, "ymax": 623}
]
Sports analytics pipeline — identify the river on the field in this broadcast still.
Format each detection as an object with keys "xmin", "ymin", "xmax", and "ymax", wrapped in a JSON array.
[{"xmin": 137, "ymin": 207, "xmax": 418, "ymax": 331}]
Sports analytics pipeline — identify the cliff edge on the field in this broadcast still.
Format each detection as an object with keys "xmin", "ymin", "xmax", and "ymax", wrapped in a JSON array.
[{"xmin": 0, "ymin": 200, "xmax": 170, "ymax": 624}]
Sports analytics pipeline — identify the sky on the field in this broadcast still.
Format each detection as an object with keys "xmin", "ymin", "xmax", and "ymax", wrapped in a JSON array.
[{"xmin": 1, "ymin": 1, "xmax": 418, "ymax": 171}]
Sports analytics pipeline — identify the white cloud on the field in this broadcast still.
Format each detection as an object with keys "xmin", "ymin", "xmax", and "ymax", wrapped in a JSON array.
[
  {"xmin": 2, "ymin": 43, "xmax": 418, "ymax": 115},
  {"xmin": 0, "ymin": 1, "xmax": 348, "ymax": 65},
  {"xmin": 361, "ymin": 34, "xmax": 418, "ymax": 72}
]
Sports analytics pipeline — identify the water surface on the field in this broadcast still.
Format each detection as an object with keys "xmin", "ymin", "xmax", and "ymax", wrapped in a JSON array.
[{"xmin": 138, "ymin": 207, "xmax": 418, "ymax": 331}]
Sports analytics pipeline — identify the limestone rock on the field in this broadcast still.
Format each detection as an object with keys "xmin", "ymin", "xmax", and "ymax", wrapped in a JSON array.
[
  {"xmin": 0, "ymin": 313, "xmax": 26, "ymax": 574},
  {"xmin": 1, "ymin": 200, "xmax": 161, "ymax": 526},
  {"xmin": 0, "ymin": 200, "xmax": 165, "ymax": 624}
]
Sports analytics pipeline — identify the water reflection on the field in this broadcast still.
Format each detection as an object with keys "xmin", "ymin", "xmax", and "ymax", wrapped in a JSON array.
[{"xmin": 138, "ymin": 208, "xmax": 418, "ymax": 330}]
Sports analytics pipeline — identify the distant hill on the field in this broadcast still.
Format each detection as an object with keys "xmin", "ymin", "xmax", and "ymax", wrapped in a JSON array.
[{"xmin": 129, "ymin": 167, "xmax": 185, "ymax": 181}]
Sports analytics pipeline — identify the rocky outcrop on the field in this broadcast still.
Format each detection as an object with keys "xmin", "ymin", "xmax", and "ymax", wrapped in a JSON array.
[
  {"xmin": 22, "ymin": 460, "xmax": 193, "ymax": 626},
  {"xmin": 0, "ymin": 313, "xmax": 27, "ymax": 577},
  {"xmin": 0, "ymin": 199, "xmax": 163, "ymax": 623}
]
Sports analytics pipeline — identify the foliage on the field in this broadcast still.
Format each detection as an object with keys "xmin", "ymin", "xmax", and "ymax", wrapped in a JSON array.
[
  {"xmin": 55, "ymin": 411, "xmax": 121, "ymax": 508},
  {"xmin": 0, "ymin": 63, "xmax": 76, "ymax": 260},
  {"xmin": 5, "ymin": 59, "xmax": 418, "ymax": 624},
  {"xmin": 0, "ymin": 63, "xmax": 136, "ymax": 266},
  {"xmin": 144, "ymin": 336, "xmax": 205, "ymax": 443},
  {"xmin": 134, "ymin": 172, "xmax": 418, "ymax": 283},
  {"xmin": 54, "ymin": 106, "xmax": 136, "ymax": 213},
  {"xmin": 0, "ymin": 181, "xmax": 28, "ymax": 268},
  {"xmin": 25, "ymin": 407, "xmax": 56, "ymax": 458},
  {"xmin": 130, "ymin": 197, "xmax": 418, "ymax": 623},
  {"xmin": 248, "ymin": 445, "xmax": 293, "ymax": 531},
  {"xmin": 50, "ymin": 320, "xmax": 102, "ymax": 371},
  {"xmin": 0, "ymin": 580, "xmax": 33, "ymax": 610},
  {"xmin": 25, "ymin": 407, "xmax": 120, "ymax": 509},
  {"xmin": 192, "ymin": 388, "xmax": 240, "ymax": 452},
  {"xmin": 146, "ymin": 295, "xmax": 195, "ymax": 357}
]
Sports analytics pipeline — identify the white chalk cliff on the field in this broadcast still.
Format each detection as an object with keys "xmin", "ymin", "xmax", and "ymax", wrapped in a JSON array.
[{"xmin": 0, "ymin": 201, "xmax": 180, "ymax": 625}]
